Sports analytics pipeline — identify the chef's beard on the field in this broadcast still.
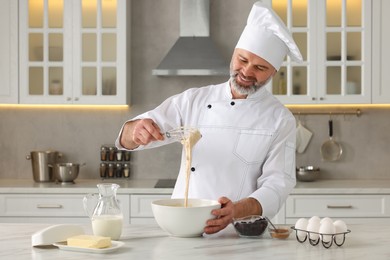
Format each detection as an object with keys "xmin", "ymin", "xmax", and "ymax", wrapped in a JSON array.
[{"xmin": 229, "ymin": 71, "xmax": 272, "ymax": 96}]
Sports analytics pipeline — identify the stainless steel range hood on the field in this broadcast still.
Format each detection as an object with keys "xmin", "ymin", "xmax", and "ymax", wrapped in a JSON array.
[{"xmin": 152, "ymin": 0, "xmax": 229, "ymax": 76}]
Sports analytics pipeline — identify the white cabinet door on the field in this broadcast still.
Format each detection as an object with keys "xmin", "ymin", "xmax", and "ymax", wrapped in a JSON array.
[
  {"xmin": 265, "ymin": 0, "xmax": 372, "ymax": 104},
  {"xmin": 372, "ymin": 0, "xmax": 390, "ymax": 103},
  {"xmin": 0, "ymin": 0, "xmax": 18, "ymax": 104},
  {"xmin": 19, "ymin": 0, "xmax": 128, "ymax": 105},
  {"xmin": 130, "ymin": 194, "xmax": 171, "ymax": 224}
]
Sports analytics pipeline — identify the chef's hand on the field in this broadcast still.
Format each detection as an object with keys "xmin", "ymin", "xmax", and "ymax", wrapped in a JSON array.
[
  {"xmin": 132, "ymin": 119, "xmax": 164, "ymax": 145},
  {"xmin": 120, "ymin": 119, "xmax": 164, "ymax": 149},
  {"xmin": 204, "ymin": 197, "xmax": 234, "ymax": 234}
]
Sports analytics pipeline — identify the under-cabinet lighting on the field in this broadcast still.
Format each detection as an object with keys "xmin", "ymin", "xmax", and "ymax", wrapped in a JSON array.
[
  {"xmin": 0, "ymin": 104, "xmax": 129, "ymax": 111},
  {"xmin": 286, "ymin": 104, "xmax": 390, "ymax": 110}
]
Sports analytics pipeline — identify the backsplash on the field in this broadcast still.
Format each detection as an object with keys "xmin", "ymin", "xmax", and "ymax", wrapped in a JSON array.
[
  {"xmin": 293, "ymin": 109, "xmax": 390, "ymax": 180},
  {"xmin": 0, "ymin": 0, "xmax": 389, "ymax": 180}
]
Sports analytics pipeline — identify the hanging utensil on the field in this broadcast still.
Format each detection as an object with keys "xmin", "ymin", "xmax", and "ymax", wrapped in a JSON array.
[
  {"xmin": 320, "ymin": 119, "xmax": 342, "ymax": 161},
  {"xmin": 296, "ymin": 120, "xmax": 313, "ymax": 153}
]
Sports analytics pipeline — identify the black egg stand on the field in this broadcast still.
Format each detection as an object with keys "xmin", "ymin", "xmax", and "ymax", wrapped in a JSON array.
[{"xmin": 291, "ymin": 226, "xmax": 351, "ymax": 249}]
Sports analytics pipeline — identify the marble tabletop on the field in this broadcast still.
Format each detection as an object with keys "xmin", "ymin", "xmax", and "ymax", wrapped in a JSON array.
[{"xmin": 0, "ymin": 222, "xmax": 389, "ymax": 260}]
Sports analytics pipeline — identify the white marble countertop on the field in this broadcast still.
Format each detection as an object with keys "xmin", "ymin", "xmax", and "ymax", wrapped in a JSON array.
[
  {"xmin": 1, "ymin": 179, "xmax": 390, "ymax": 194},
  {"xmin": 0, "ymin": 222, "xmax": 388, "ymax": 260},
  {"xmin": 0, "ymin": 179, "xmax": 173, "ymax": 194}
]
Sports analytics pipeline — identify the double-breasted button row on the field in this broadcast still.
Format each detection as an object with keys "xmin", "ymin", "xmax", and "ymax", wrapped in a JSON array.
[{"xmin": 206, "ymin": 101, "xmax": 235, "ymax": 109}]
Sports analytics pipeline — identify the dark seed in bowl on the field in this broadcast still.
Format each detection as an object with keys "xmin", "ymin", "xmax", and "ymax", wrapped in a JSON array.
[{"xmin": 234, "ymin": 218, "xmax": 268, "ymax": 236}]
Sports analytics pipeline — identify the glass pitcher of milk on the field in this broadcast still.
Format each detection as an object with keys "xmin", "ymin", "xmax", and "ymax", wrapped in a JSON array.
[{"xmin": 83, "ymin": 183, "xmax": 123, "ymax": 240}]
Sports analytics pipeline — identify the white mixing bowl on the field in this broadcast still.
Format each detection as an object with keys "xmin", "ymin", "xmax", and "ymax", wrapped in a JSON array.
[{"xmin": 151, "ymin": 198, "xmax": 221, "ymax": 237}]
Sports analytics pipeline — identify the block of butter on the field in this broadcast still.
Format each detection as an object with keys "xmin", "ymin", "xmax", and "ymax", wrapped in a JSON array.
[{"xmin": 67, "ymin": 235, "xmax": 112, "ymax": 249}]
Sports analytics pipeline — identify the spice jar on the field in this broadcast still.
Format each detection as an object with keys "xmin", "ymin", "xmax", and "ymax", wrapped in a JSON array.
[
  {"xmin": 115, "ymin": 163, "xmax": 122, "ymax": 178},
  {"xmin": 108, "ymin": 147, "xmax": 116, "ymax": 161},
  {"xmin": 123, "ymin": 163, "xmax": 130, "ymax": 178},
  {"xmin": 116, "ymin": 150, "xmax": 123, "ymax": 161},
  {"xmin": 100, "ymin": 163, "xmax": 107, "ymax": 178},
  {"xmin": 107, "ymin": 163, "xmax": 115, "ymax": 177},
  {"xmin": 100, "ymin": 146, "xmax": 108, "ymax": 161},
  {"xmin": 124, "ymin": 151, "xmax": 131, "ymax": 161}
]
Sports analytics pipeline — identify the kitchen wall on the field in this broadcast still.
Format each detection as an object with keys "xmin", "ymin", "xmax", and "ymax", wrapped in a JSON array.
[{"xmin": 1, "ymin": 0, "xmax": 389, "ymax": 181}]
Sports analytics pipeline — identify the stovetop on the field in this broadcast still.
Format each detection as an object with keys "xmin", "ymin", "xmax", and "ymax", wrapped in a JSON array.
[{"xmin": 154, "ymin": 179, "xmax": 176, "ymax": 188}]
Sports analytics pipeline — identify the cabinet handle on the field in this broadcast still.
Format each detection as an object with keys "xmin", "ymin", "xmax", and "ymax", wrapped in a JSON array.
[
  {"xmin": 36, "ymin": 204, "xmax": 63, "ymax": 209},
  {"xmin": 327, "ymin": 205, "xmax": 352, "ymax": 209},
  {"xmin": 75, "ymin": 97, "xmax": 79, "ymax": 101},
  {"xmin": 311, "ymin": 97, "xmax": 316, "ymax": 101},
  {"xmin": 319, "ymin": 97, "xmax": 324, "ymax": 100},
  {"xmin": 66, "ymin": 97, "xmax": 72, "ymax": 101}
]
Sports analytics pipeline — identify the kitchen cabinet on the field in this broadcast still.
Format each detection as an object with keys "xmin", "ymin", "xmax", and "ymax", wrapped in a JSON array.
[
  {"xmin": 0, "ymin": 192, "xmax": 171, "ymax": 225},
  {"xmin": 3, "ymin": 179, "xmax": 390, "ymax": 227},
  {"xmin": 130, "ymin": 194, "xmax": 171, "ymax": 224},
  {"xmin": 285, "ymin": 194, "xmax": 390, "ymax": 224},
  {"xmin": 18, "ymin": 0, "xmax": 129, "ymax": 105},
  {"xmin": 0, "ymin": 0, "xmax": 18, "ymax": 104},
  {"xmin": 372, "ymin": 0, "xmax": 390, "ymax": 103},
  {"xmin": 0, "ymin": 193, "xmax": 130, "ymax": 224},
  {"xmin": 264, "ymin": 0, "xmax": 372, "ymax": 104}
]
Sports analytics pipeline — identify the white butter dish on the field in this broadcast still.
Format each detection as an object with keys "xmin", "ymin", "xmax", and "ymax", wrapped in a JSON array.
[
  {"xmin": 53, "ymin": 241, "xmax": 124, "ymax": 254},
  {"xmin": 31, "ymin": 224, "xmax": 85, "ymax": 247}
]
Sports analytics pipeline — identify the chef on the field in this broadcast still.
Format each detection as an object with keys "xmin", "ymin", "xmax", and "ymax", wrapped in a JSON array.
[{"xmin": 116, "ymin": 1, "xmax": 302, "ymax": 234}]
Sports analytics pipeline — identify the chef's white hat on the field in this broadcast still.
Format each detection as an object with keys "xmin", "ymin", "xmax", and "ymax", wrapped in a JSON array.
[{"xmin": 236, "ymin": 1, "xmax": 302, "ymax": 70}]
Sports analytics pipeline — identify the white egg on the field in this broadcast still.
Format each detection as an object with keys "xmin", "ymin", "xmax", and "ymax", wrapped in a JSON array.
[
  {"xmin": 333, "ymin": 220, "xmax": 348, "ymax": 243},
  {"xmin": 319, "ymin": 221, "xmax": 336, "ymax": 243},
  {"xmin": 334, "ymin": 220, "xmax": 348, "ymax": 233},
  {"xmin": 295, "ymin": 218, "xmax": 308, "ymax": 230},
  {"xmin": 308, "ymin": 216, "xmax": 321, "ymax": 224},
  {"xmin": 294, "ymin": 218, "xmax": 308, "ymax": 240},
  {"xmin": 320, "ymin": 217, "xmax": 333, "ymax": 225},
  {"xmin": 306, "ymin": 220, "xmax": 320, "ymax": 240}
]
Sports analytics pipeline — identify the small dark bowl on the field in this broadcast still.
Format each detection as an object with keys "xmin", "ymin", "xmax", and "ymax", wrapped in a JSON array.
[{"xmin": 233, "ymin": 215, "xmax": 268, "ymax": 238}]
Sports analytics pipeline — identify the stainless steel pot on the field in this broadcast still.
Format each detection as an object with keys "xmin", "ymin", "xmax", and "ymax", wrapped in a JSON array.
[
  {"xmin": 296, "ymin": 166, "xmax": 320, "ymax": 182},
  {"xmin": 52, "ymin": 163, "xmax": 85, "ymax": 183},
  {"xmin": 26, "ymin": 151, "xmax": 62, "ymax": 182}
]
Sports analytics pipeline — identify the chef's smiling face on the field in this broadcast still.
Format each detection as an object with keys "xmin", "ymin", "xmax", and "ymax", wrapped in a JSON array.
[{"xmin": 230, "ymin": 48, "xmax": 276, "ymax": 99}]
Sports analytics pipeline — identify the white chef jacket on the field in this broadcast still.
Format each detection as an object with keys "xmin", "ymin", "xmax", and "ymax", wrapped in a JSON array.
[{"xmin": 116, "ymin": 81, "xmax": 296, "ymax": 218}]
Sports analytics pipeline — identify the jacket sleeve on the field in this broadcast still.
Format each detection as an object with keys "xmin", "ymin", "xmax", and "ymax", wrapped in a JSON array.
[
  {"xmin": 115, "ymin": 89, "xmax": 195, "ymax": 150},
  {"xmin": 249, "ymin": 112, "xmax": 296, "ymax": 218}
]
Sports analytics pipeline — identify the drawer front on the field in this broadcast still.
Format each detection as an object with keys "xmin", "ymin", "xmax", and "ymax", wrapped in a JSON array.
[
  {"xmin": 0, "ymin": 194, "xmax": 86, "ymax": 217},
  {"xmin": 286, "ymin": 195, "xmax": 390, "ymax": 218},
  {"xmin": 130, "ymin": 194, "xmax": 171, "ymax": 217}
]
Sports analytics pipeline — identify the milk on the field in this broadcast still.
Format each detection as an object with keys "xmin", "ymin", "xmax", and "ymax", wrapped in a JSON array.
[{"xmin": 92, "ymin": 215, "xmax": 123, "ymax": 240}]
